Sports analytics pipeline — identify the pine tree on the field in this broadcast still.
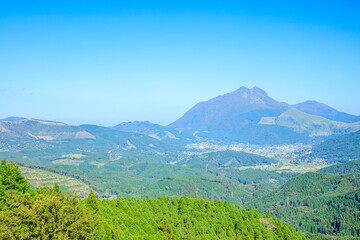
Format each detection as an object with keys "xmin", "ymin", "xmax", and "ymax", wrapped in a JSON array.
[
  {"xmin": 54, "ymin": 182, "xmax": 60, "ymax": 193},
  {"xmin": 86, "ymin": 189, "xmax": 99, "ymax": 213}
]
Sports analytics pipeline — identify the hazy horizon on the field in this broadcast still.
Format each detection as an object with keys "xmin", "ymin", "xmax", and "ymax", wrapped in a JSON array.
[{"xmin": 1, "ymin": 1, "xmax": 359, "ymax": 126}]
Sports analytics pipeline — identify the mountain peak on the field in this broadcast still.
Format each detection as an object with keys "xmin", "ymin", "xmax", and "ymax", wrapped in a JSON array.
[
  {"xmin": 169, "ymin": 86, "xmax": 289, "ymax": 135},
  {"xmin": 232, "ymin": 86, "xmax": 268, "ymax": 98},
  {"xmin": 250, "ymin": 86, "xmax": 268, "ymax": 96},
  {"xmin": 235, "ymin": 86, "xmax": 250, "ymax": 92}
]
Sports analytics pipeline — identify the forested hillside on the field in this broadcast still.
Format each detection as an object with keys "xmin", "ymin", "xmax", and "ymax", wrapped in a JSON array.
[
  {"xmin": 0, "ymin": 160, "xmax": 305, "ymax": 239},
  {"xmin": 318, "ymin": 160, "xmax": 360, "ymax": 174},
  {"xmin": 6, "ymin": 159, "xmax": 288, "ymax": 205},
  {"xmin": 311, "ymin": 130, "xmax": 360, "ymax": 163},
  {"xmin": 186, "ymin": 150, "xmax": 276, "ymax": 168},
  {"xmin": 253, "ymin": 172, "xmax": 360, "ymax": 239}
]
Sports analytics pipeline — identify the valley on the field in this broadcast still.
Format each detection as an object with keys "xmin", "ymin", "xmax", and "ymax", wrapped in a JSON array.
[{"xmin": 1, "ymin": 86, "xmax": 360, "ymax": 239}]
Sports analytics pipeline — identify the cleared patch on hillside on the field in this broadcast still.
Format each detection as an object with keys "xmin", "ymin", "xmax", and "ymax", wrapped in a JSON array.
[{"xmin": 19, "ymin": 166, "xmax": 91, "ymax": 198}]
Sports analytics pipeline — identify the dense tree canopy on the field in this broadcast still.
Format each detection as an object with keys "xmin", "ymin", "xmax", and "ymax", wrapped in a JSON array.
[
  {"xmin": 0, "ymin": 160, "xmax": 305, "ymax": 239},
  {"xmin": 253, "ymin": 172, "xmax": 360, "ymax": 239},
  {"xmin": 0, "ymin": 160, "xmax": 99, "ymax": 239}
]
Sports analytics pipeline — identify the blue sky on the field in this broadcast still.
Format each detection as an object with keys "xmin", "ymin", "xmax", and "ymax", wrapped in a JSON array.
[{"xmin": 1, "ymin": 0, "xmax": 359, "ymax": 126}]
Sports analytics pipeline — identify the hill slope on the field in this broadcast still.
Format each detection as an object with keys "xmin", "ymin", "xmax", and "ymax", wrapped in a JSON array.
[
  {"xmin": 0, "ymin": 160, "xmax": 306, "ymax": 239},
  {"xmin": 113, "ymin": 121, "xmax": 194, "ymax": 145},
  {"xmin": 253, "ymin": 172, "xmax": 360, "ymax": 239},
  {"xmin": 259, "ymin": 108, "xmax": 360, "ymax": 137},
  {"xmin": 311, "ymin": 130, "xmax": 360, "ymax": 163},
  {"xmin": 99, "ymin": 196, "xmax": 305, "ymax": 239},
  {"xmin": 293, "ymin": 101, "xmax": 357, "ymax": 123},
  {"xmin": 0, "ymin": 118, "xmax": 96, "ymax": 141},
  {"xmin": 187, "ymin": 150, "xmax": 276, "ymax": 168},
  {"xmin": 0, "ymin": 118, "xmax": 180, "ymax": 158},
  {"xmin": 318, "ymin": 160, "xmax": 360, "ymax": 174}
]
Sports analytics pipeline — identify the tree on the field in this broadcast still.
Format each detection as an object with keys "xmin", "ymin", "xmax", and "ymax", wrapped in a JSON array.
[
  {"xmin": 0, "ymin": 160, "xmax": 31, "ymax": 193},
  {"xmin": 54, "ymin": 182, "xmax": 60, "ymax": 193},
  {"xmin": 86, "ymin": 189, "xmax": 99, "ymax": 213}
]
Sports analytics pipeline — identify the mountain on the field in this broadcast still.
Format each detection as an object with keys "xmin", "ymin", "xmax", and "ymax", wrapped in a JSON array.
[
  {"xmin": 259, "ymin": 108, "xmax": 360, "ymax": 137},
  {"xmin": 0, "ymin": 118, "xmax": 96, "ymax": 141},
  {"xmin": 253, "ymin": 172, "xmax": 360, "ymax": 239},
  {"xmin": 310, "ymin": 130, "xmax": 360, "ymax": 163},
  {"xmin": 293, "ymin": 100, "xmax": 357, "ymax": 123},
  {"xmin": 0, "ymin": 119, "xmax": 182, "ymax": 166},
  {"xmin": 114, "ymin": 121, "xmax": 169, "ymax": 136},
  {"xmin": 352, "ymin": 116, "xmax": 360, "ymax": 123},
  {"xmin": 169, "ymin": 86, "xmax": 309, "ymax": 144},
  {"xmin": 169, "ymin": 86, "xmax": 288, "ymax": 131},
  {"xmin": 1, "ymin": 116, "xmax": 27, "ymax": 121},
  {"xmin": 168, "ymin": 86, "xmax": 360, "ymax": 144},
  {"xmin": 113, "ymin": 121, "xmax": 194, "ymax": 145}
]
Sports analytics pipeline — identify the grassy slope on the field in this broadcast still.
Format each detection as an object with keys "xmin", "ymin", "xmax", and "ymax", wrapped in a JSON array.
[{"xmin": 259, "ymin": 109, "xmax": 360, "ymax": 137}]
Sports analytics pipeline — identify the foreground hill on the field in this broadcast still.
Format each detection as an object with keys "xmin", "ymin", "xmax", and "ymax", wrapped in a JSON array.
[
  {"xmin": 253, "ymin": 172, "xmax": 360, "ymax": 239},
  {"xmin": 0, "ymin": 161, "xmax": 305, "ymax": 239},
  {"xmin": 7, "ymin": 157, "xmax": 288, "ymax": 204}
]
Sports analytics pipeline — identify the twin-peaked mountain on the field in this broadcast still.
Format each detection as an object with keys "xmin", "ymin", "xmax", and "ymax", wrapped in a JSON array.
[
  {"xmin": 168, "ymin": 86, "xmax": 305, "ymax": 144},
  {"xmin": 169, "ymin": 87, "xmax": 288, "ymax": 131},
  {"xmin": 117, "ymin": 86, "xmax": 360, "ymax": 145}
]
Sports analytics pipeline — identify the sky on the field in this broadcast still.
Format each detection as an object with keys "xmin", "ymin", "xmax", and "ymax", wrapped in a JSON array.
[{"xmin": 1, "ymin": 0, "xmax": 360, "ymax": 126}]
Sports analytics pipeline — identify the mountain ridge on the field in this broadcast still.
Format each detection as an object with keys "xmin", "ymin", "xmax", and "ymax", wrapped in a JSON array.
[{"xmin": 293, "ymin": 100, "xmax": 357, "ymax": 123}]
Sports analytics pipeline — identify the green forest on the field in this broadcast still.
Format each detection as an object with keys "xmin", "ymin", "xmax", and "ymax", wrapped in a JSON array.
[
  {"xmin": 311, "ymin": 130, "xmax": 360, "ymax": 163},
  {"xmin": 0, "ymin": 160, "xmax": 305, "ymax": 239},
  {"xmin": 253, "ymin": 172, "xmax": 360, "ymax": 239}
]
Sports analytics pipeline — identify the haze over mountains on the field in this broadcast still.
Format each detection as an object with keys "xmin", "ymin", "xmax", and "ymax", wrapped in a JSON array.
[
  {"xmin": 3, "ymin": 86, "xmax": 359, "ymax": 146},
  {"xmin": 119, "ymin": 86, "xmax": 360, "ymax": 145},
  {"xmin": 293, "ymin": 100, "xmax": 357, "ymax": 122},
  {"xmin": 2, "ymin": 86, "xmax": 360, "ymax": 239}
]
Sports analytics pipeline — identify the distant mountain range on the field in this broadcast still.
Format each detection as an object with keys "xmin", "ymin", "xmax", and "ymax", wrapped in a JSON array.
[
  {"xmin": 0, "ymin": 118, "xmax": 96, "ymax": 141},
  {"xmin": 0, "ymin": 118, "xmax": 180, "ymax": 166},
  {"xmin": 2, "ymin": 86, "xmax": 359, "ymax": 145}
]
